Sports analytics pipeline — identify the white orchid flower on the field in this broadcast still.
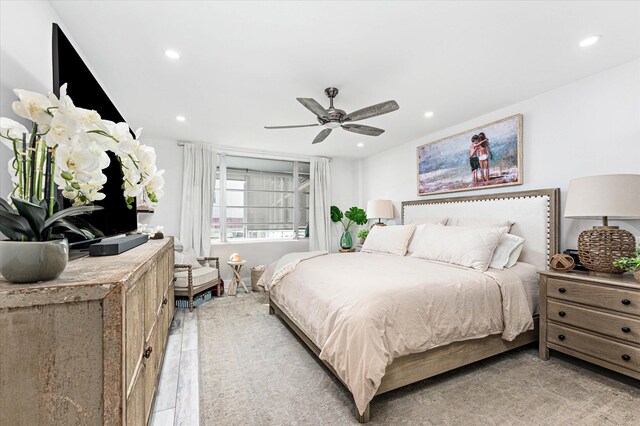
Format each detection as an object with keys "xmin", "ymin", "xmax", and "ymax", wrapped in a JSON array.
[
  {"xmin": 46, "ymin": 112, "xmax": 79, "ymax": 147},
  {"xmin": 12, "ymin": 88, "xmax": 52, "ymax": 128},
  {"xmin": 56, "ymin": 143, "xmax": 102, "ymax": 174},
  {"xmin": 0, "ymin": 118, "xmax": 29, "ymax": 146},
  {"xmin": 75, "ymin": 108, "xmax": 102, "ymax": 127}
]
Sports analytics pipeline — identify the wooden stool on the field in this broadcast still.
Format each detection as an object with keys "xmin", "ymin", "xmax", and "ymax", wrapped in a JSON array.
[{"xmin": 227, "ymin": 260, "xmax": 249, "ymax": 295}]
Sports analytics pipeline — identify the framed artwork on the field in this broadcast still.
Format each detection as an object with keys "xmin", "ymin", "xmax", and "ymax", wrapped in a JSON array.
[{"xmin": 416, "ymin": 114, "xmax": 523, "ymax": 196}]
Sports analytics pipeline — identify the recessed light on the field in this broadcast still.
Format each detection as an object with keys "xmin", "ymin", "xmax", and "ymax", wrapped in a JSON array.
[
  {"xmin": 176, "ymin": 115, "xmax": 186, "ymax": 122},
  {"xmin": 165, "ymin": 49, "xmax": 180, "ymax": 59},
  {"xmin": 579, "ymin": 35, "xmax": 601, "ymax": 47},
  {"xmin": 357, "ymin": 142, "xmax": 364, "ymax": 148},
  {"xmin": 424, "ymin": 111, "xmax": 434, "ymax": 118}
]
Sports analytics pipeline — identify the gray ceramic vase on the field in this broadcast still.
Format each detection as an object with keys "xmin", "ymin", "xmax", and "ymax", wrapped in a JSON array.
[{"xmin": 0, "ymin": 239, "xmax": 69, "ymax": 283}]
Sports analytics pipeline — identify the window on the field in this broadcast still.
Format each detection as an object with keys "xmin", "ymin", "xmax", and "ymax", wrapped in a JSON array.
[{"xmin": 212, "ymin": 155, "xmax": 310, "ymax": 242}]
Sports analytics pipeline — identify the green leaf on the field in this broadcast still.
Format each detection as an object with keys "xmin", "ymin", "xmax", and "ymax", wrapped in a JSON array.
[
  {"xmin": 0, "ymin": 210, "xmax": 36, "ymax": 240},
  {"xmin": 345, "ymin": 207, "xmax": 367, "ymax": 225},
  {"xmin": 49, "ymin": 218, "xmax": 95, "ymax": 240},
  {"xmin": 65, "ymin": 216, "xmax": 105, "ymax": 238},
  {"xmin": 43, "ymin": 205, "xmax": 104, "ymax": 229},
  {"xmin": 0, "ymin": 198, "xmax": 15, "ymax": 213},
  {"xmin": 11, "ymin": 197, "xmax": 47, "ymax": 238},
  {"xmin": 330, "ymin": 206, "xmax": 343, "ymax": 223}
]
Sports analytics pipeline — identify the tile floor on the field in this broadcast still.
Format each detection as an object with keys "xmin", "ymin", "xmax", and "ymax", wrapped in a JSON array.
[{"xmin": 150, "ymin": 307, "xmax": 200, "ymax": 426}]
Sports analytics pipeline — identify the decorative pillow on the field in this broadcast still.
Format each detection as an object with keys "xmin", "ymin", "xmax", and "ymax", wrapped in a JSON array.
[
  {"xmin": 407, "ymin": 218, "xmax": 448, "ymax": 254},
  {"xmin": 411, "ymin": 224, "xmax": 507, "ymax": 271},
  {"xmin": 505, "ymin": 238, "xmax": 526, "ymax": 268},
  {"xmin": 174, "ymin": 248, "xmax": 202, "ymax": 269},
  {"xmin": 489, "ymin": 233, "xmax": 526, "ymax": 270},
  {"xmin": 361, "ymin": 224, "xmax": 416, "ymax": 256},
  {"xmin": 447, "ymin": 218, "xmax": 514, "ymax": 232}
]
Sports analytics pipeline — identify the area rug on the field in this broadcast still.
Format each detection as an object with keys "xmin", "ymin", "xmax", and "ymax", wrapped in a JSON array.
[{"xmin": 198, "ymin": 294, "xmax": 639, "ymax": 425}]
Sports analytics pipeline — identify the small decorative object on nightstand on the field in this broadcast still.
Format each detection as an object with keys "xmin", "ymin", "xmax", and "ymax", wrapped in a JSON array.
[
  {"xmin": 564, "ymin": 174, "xmax": 640, "ymax": 274},
  {"xmin": 227, "ymin": 260, "xmax": 249, "ymax": 296},
  {"xmin": 539, "ymin": 269, "xmax": 640, "ymax": 380},
  {"xmin": 550, "ymin": 254, "xmax": 575, "ymax": 272},
  {"xmin": 366, "ymin": 199, "xmax": 394, "ymax": 228}
]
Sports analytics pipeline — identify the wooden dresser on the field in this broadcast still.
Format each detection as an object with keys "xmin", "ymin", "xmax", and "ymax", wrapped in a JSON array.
[
  {"xmin": 0, "ymin": 238, "xmax": 174, "ymax": 425},
  {"xmin": 539, "ymin": 270, "xmax": 640, "ymax": 380}
]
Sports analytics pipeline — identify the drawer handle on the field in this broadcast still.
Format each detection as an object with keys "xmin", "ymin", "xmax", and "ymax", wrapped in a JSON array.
[
  {"xmin": 144, "ymin": 347, "xmax": 153, "ymax": 359},
  {"xmin": 558, "ymin": 288, "xmax": 566, "ymax": 293},
  {"xmin": 621, "ymin": 354, "xmax": 631, "ymax": 361},
  {"xmin": 558, "ymin": 334, "xmax": 566, "ymax": 341},
  {"xmin": 622, "ymin": 327, "xmax": 631, "ymax": 333},
  {"xmin": 558, "ymin": 311, "xmax": 566, "ymax": 317},
  {"xmin": 163, "ymin": 296, "xmax": 168, "ymax": 305},
  {"xmin": 621, "ymin": 299, "xmax": 631, "ymax": 306}
]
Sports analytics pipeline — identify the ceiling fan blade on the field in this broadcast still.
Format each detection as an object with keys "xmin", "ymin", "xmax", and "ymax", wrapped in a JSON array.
[
  {"xmin": 264, "ymin": 124, "xmax": 319, "ymax": 129},
  {"xmin": 312, "ymin": 128, "xmax": 332, "ymax": 144},
  {"xmin": 342, "ymin": 124, "xmax": 385, "ymax": 136},
  {"xmin": 343, "ymin": 100, "xmax": 399, "ymax": 122},
  {"xmin": 297, "ymin": 98, "xmax": 329, "ymax": 119}
]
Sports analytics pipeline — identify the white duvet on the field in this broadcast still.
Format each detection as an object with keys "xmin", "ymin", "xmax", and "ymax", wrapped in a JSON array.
[{"xmin": 260, "ymin": 252, "xmax": 535, "ymax": 415}]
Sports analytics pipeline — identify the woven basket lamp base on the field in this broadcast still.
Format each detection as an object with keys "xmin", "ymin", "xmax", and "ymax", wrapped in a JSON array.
[{"xmin": 577, "ymin": 228, "xmax": 636, "ymax": 274}]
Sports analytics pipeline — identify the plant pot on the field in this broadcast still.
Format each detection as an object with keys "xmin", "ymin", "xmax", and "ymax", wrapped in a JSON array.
[
  {"xmin": 340, "ymin": 231, "xmax": 353, "ymax": 250},
  {"xmin": 634, "ymin": 269, "xmax": 640, "ymax": 283},
  {"xmin": 0, "ymin": 239, "xmax": 69, "ymax": 283}
]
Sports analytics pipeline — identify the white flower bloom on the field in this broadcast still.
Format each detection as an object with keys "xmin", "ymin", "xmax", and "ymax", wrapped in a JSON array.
[
  {"xmin": 75, "ymin": 108, "xmax": 102, "ymax": 127},
  {"xmin": 56, "ymin": 143, "xmax": 102, "ymax": 174},
  {"xmin": 45, "ymin": 112, "xmax": 79, "ymax": 147},
  {"xmin": 12, "ymin": 88, "xmax": 52, "ymax": 127},
  {"xmin": 0, "ymin": 118, "xmax": 29, "ymax": 146}
]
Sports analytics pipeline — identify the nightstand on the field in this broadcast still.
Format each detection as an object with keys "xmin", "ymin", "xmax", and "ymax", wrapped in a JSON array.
[{"xmin": 539, "ymin": 270, "xmax": 640, "ymax": 380}]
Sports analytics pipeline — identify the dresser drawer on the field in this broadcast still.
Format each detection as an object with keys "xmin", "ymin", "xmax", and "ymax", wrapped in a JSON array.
[
  {"xmin": 547, "ymin": 323, "xmax": 640, "ymax": 372},
  {"xmin": 547, "ymin": 278, "xmax": 640, "ymax": 315},
  {"xmin": 547, "ymin": 300, "xmax": 640, "ymax": 343}
]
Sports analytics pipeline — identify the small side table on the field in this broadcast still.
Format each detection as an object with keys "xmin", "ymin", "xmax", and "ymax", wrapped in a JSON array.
[{"xmin": 227, "ymin": 260, "xmax": 249, "ymax": 296}]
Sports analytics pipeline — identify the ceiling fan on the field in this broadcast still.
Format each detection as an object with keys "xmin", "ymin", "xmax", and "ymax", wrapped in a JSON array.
[{"xmin": 265, "ymin": 87, "xmax": 399, "ymax": 144}]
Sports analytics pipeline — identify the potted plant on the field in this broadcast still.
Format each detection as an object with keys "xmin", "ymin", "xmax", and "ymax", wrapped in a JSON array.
[
  {"xmin": 0, "ymin": 85, "xmax": 165, "ymax": 283},
  {"xmin": 357, "ymin": 229, "xmax": 369, "ymax": 244},
  {"xmin": 613, "ymin": 244, "xmax": 640, "ymax": 283},
  {"xmin": 330, "ymin": 206, "xmax": 367, "ymax": 249}
]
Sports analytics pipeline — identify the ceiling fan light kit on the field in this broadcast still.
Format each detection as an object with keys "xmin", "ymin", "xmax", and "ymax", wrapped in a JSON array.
[{"xmin": 265, "ymin": 87, "xmax": 399, "ymax": 144}]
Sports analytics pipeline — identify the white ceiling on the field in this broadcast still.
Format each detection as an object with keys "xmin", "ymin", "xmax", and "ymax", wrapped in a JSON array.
[{"xmin": 50, "ymin": 1, "xmax": 640, "ymax": 159}]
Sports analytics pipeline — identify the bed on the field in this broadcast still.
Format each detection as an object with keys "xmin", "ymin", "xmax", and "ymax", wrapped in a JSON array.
[{"xmin": 265, "ymin": 188, "xmax": 560, "ymax": 422}]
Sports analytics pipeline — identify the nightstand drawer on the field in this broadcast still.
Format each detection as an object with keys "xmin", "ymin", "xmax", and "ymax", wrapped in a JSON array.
[
  {"xmin": 547, "ymin": 323, "xmax": 640, "ymax": 372},
  {"xmin": 547, "ymin": 278, "xmax": 640, "ymax": 315},
  {"xmin": 547, "ymin": 300, "xmax": 640, "ymax": 343}
]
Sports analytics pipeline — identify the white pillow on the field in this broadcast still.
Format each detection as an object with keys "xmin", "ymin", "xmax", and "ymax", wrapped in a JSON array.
[
  {"xmin": 409, "ymin": 217, "xmax": 448, "ymax": 226},
  {"xmin": 361, "ymin": 224, "xmax": 416, "ymax": 256},
  {"xmin": 489, "ymin": 233, "xmax": 526, "ymax": 270},
  {"xmin": 175, "ymin": 248, "xmax": 202, "ymax": 269},
  {"xmin": 411, "ymin": 224, "xmax": 507, "ymax": 271},
  {"xmin": 505, "ymin": 239, "xmax": 526, "ymax": 268},
  {"xmin": 447, "ymin": 218, "xmax": 514, "ymax": 232}
]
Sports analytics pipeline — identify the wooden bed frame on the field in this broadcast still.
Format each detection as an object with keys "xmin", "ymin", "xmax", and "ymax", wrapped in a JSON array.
[{"xmin": 269, "ymin": 188, "xmax": 560, "ymax": 423}]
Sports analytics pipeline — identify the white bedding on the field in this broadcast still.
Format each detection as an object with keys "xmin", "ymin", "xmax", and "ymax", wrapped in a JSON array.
[{"xmin": 262, "ymin": 252, "xmax": 535, "ymax": 415}]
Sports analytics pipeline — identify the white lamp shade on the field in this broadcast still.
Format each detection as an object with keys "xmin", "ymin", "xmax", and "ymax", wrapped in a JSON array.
[
  {"xmin": 564, "ymin": 174, "xmax": 640, "ymax": 219},
  {"xmin": 366, "ymin": 199, "xmax": 394, "ymax": 219}
]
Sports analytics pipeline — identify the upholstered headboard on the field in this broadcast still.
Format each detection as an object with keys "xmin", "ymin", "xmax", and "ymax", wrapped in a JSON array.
[{"xmin": 401, "ymin": 189, "xmax": 560, "ymax": 269}]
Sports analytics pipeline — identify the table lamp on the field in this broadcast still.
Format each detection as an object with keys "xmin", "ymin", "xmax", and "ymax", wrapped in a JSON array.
[
  {"xmin": 564, "ymin": 174, "xmax": 640, "ymax": 274},
  {"xmin": 366, "ymin": 199, "xmax": 394, "ymax": 227}
]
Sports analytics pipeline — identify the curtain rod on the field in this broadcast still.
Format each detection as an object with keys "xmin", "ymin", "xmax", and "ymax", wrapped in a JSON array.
[{"xmin": 177, "ymin": 140, "xmax": 332, "ymax": 162}]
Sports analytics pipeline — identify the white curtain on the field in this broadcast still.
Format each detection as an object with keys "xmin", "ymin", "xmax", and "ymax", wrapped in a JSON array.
[
  {"xmin": 309, "ymin": 157, "xmax": 331, "ymax": 251},
  {"xmin": 179, "ymin": 143, "xmax": 217, "ymax": 256}
]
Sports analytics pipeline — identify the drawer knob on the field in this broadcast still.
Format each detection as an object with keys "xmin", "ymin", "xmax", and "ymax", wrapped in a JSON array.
[
  {"xmin": 622, "ymin": 327, "xmax": 631, "ymax": 333},
  {"xmin": 558, "ymin": 288, "xmax": 566, "ymax": 293},
  {"xmin": 558, "ymin": 311, "xmax": 566, "ymax": 317},
  {"xmin": 144, "ymin": 347, "xmax": 153, "ymax": 359},
  {"xmin": 163, "ymin": 296, "xmax": 168, "ymax": 305},
  {"xmin": 621, "ymin": 299, "xmax": 631, "ymax": 306},
  {"xmin": 558, "ymin": 334, "xmax": 566, "ymax": 341},
  {"xmin": 621, "ymin": 354, "xmax": 631, "ymax": 361}
]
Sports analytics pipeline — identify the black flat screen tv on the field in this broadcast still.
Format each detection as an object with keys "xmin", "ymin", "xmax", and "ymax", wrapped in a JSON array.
[{"xmin": 52, "ymin": 24, "xmax": 137, "ymax": 244}]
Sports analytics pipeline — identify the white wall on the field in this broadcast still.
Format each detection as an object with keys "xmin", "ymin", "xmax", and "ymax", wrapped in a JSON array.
[
  {"xmin": 0, "ymin": 1, "xmax": 65, "ymax": 198},
  {"xmin": 360, "ymin": 59, "xmax": 640, "ymax": 250}
]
